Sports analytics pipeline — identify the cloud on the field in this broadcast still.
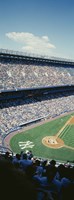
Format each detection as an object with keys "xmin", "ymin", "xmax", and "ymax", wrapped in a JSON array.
[{"xmin": 6, "ymin": 32, "xmax": 56, "ymax": 56}]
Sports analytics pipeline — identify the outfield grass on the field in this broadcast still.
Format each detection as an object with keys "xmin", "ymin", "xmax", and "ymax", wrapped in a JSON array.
[
  {"xmin": 10, "ymin": 113, "xmax": 74, "ymax": 162},
  {"xmin": 60, "ymin": 124, "xmax": 74, "ymax": 147}
]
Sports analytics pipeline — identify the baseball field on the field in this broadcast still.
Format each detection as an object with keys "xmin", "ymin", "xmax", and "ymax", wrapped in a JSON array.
[{"xmin": 9, "ymin": 112, "xmax": 74, "ymax": 162}]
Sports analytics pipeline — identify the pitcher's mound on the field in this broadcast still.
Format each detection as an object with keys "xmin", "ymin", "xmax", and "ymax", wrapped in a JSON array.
[{"xmin": 42, "ymin": 136, "xmax": 64, "ymax": 148}]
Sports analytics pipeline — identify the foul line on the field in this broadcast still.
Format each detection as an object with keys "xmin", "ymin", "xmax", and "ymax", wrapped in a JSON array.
[
  {"xmin": 55, "ymin": 116, "xmax": 74, "ymax": 139},
  {"xmin": 64, "ymin": 144, "xmax": 74, "ymax": 150}
]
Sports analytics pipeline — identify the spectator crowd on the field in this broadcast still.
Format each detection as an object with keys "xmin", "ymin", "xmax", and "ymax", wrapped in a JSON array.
[
  {"xmin": 0, "ymin": 92, "xmax": 74, "ymax": 138},
  {"xmin": 0, "ymin": 59, "xmax": 74, "ymax": 143},
  {"xmin": 0, "ymin": 60, "xmax": 74, "ymax": 90},
  {"xmin": 0, "ymin": 150, "xmax": 74, "ymax": 200}
]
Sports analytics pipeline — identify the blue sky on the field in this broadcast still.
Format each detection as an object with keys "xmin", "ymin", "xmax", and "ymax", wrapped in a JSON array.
[{"xmin": 0, "ymin": 0, "xmax": 74, "ymax": 59}]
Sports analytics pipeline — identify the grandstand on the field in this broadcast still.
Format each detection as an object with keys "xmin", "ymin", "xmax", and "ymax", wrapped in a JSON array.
[
  {"xmin": 0, "ymin": 50, "xmax": 74, "ymax": 157},
  {"xmin": 0, "ymin": 50, "xmax": 74, "ymax": 91},
  {"xmin": 0, "ymin": 50, "xmax": 74, "ymax": 200}
]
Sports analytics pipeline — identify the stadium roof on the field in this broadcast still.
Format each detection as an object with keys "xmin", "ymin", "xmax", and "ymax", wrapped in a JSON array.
[{"xmin": 0, "ymin": 48, "xmax": 74, "ymax": 63}]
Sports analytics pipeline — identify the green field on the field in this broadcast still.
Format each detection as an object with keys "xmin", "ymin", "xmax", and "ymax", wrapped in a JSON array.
[{"xmin": 10, "ymin": 113, "xmax": 74, "ymax": 162}]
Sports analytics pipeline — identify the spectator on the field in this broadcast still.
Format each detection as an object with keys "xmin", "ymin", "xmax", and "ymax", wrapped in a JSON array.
[{"xmin": 19, "ymin": 153, "xmax": 33, "ymax": 171}]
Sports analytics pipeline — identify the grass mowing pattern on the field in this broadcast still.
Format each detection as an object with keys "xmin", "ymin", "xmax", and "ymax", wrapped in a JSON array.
[
  {"xmin": 60, "ymin": 125, "xmax": 74, "ymax": 148},
  {"xmin": 10, "ymin": 113, "xmax": 74, "ymax": 162}
]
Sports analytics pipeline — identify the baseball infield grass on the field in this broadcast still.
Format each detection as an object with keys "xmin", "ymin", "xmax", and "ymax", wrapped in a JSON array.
[{"xmin": 10, "ymin": 113, "xmax": 74, "ymax": 162}]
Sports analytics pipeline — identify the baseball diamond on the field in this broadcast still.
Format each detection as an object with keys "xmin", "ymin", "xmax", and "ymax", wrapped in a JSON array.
[
  {"xmin": 4, "ymin": 112, "xmax": 74, "ymax": 162},
  {"xmin": 42, "ymin": 116, "xmax": 74, "ymax": 149}
]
